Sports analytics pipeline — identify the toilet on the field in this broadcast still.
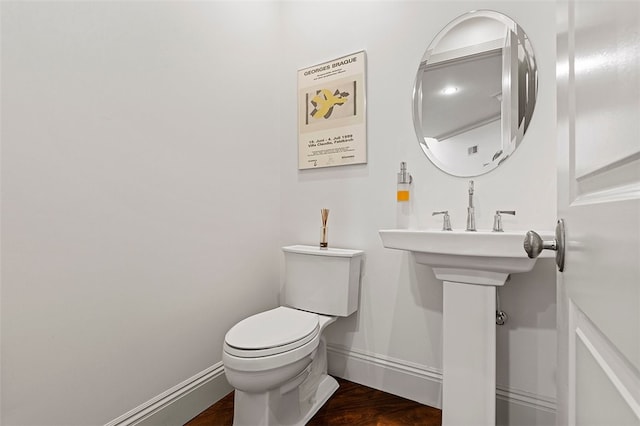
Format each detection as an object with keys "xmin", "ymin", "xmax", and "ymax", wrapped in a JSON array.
[{"xmin": 222, "ymin": 245, "xmax": 364, "ymax": 426}]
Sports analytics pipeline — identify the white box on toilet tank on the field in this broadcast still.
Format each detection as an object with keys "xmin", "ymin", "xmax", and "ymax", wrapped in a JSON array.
[{"xmin": 282, "ymin": 245, "xmax": 364, "ymax": 317}]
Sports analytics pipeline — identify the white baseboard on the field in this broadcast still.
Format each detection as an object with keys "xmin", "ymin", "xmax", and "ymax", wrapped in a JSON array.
[
  {"xmin": 104, "ymin": 362, "xmax": 232, "ymax": 426},
  {"xmin": 105, "ymin": 347, "xmax": 556, "ymax": 426},
  {"xmin": 327, "ymin": 343, "xmax": 556, "ymax": 426},
  {"xmin": 327, "ymin": 343, "xmax": 444, "ymax": 408}
]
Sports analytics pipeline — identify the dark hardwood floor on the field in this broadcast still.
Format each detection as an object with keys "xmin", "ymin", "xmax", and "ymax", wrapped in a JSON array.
[{"xmin": 185, "ymin": 377, "xmax": 442, "ymax": 426}]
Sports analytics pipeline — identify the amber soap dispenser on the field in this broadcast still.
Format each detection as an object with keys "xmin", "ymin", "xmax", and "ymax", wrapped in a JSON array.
[{"xmin": 396, "ymin": 162, "xmax": 412, "ymax": 228}]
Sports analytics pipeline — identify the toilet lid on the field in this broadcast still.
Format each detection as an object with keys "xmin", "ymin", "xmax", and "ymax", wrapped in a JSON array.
[{"xmin": 225, "ymin": 307, "xmax": 319, "ymax": 356}]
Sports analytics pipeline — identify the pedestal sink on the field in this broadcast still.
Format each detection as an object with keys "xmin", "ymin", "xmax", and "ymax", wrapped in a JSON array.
[{"xmin": 379, "ymin": 229, "xmax": 553, "ymax": 426}]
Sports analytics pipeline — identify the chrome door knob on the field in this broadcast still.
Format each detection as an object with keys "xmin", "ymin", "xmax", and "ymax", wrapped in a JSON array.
[
  {"xmin": 523, "ymin": 231, "xmax": 557, "ymax": 257},
  {"xmin": 523, "ymin": 219, "xmax": 565, "ymax": 272}
]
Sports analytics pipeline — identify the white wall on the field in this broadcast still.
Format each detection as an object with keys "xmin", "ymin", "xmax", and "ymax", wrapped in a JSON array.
[
  {"xmin": 1, "ymin": 2, "xmax": 281, "ymax": 424},
  {"xmin": 2, "ymin": 1, "xmax": 559, "ymax": 424},
  {"xmin": 279, "ymin": 0, "xmax": 557, "ymax": 420}
]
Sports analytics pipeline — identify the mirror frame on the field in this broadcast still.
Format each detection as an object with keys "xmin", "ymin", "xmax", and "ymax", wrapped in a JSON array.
[{"xmin": 412, "ymin": 10, "xmax": 538, "ymax": 177}]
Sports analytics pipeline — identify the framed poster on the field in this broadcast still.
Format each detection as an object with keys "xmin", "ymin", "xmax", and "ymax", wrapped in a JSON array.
[{"xmin": 298, "ymin": 51, "xmax": 367, "ymax": 169}]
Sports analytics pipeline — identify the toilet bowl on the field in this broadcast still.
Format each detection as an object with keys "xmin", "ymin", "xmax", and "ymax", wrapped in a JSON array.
[
  {"xmin": 222, "ymin": 245, "xmax": 364, "ymax": 426},
  {"xmin": 223, "ymin": 307, "xmax": 337, "ymax": 426}
]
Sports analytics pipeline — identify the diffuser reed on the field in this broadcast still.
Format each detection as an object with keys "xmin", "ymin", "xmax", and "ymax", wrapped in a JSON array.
[{"xmin": 320, "ymin": 208, "xmax": 330, "ymax": 249}]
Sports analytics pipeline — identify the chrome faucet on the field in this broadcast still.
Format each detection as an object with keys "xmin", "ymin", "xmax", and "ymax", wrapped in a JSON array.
[
  {"xmin": 432, "ymin": 210, "xmax": 452, "ymax": 231},
  {"xmin": 466, "ymin": 180, "xmax": 476, "ymax": 231}
]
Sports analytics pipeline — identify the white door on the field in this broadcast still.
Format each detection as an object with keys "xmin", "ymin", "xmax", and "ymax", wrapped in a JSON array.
[{"xmin": 556, "ymin": 0, "xmax": 640, "ymax": 425}]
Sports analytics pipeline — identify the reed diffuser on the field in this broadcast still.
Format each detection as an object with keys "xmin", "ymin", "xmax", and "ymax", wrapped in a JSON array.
[{"xmin": 320, "ymin": 208, "xmax": 330, "ymax": 249}]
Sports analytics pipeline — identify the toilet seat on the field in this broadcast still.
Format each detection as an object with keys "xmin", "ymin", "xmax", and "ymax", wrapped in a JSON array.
[{"xmin": 224, "ymin": 307, "xmax": 320, "ymax": 358}]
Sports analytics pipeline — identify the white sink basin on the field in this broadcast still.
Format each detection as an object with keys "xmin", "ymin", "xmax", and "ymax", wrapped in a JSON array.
[{"xmin": 379, "ymin": 229, "xmax": 553, "ymax": 286}]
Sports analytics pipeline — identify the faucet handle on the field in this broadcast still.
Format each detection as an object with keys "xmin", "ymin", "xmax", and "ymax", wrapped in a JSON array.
[
  {"xmin": 493, "ymin": 210, "xmax": 516, "ymax": 232},
  {"xmin": 432, "ymin": 211, "xmax": 452, "ymax": 231}
]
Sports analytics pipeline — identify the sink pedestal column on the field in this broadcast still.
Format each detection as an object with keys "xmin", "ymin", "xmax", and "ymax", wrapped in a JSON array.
[
  {"xmin": 378, "ymin": 229, "xmax": 554, "ymax": 425},
  {"xmin": 442, "ymin": 280, "xmax": 497, "ymax": 426}
]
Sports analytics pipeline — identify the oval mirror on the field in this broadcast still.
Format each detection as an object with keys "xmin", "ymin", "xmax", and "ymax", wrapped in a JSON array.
[{"xmin": 413, "ymin": 10, "xmax": 537, "ymax": 177}]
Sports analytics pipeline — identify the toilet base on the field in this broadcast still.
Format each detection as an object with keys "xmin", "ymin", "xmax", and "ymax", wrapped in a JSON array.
[
  {"xmin": 233, "ymin": 374, "xmax": 338, "ymax": 426},
  {"xmin": 308, "ymin": 375, "xmax": 339, "ymax": 420}
]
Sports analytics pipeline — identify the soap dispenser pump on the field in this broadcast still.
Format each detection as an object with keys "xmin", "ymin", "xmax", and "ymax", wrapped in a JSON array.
[{"xmin": 396, "ymin": 162, "xmax": 413, "ymax": 228}]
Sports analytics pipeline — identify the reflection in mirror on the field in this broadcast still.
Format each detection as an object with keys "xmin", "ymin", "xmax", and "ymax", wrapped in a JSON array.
[{"xmin": 413, "ymin": 10, "xmax": 537, "ymax": 177}]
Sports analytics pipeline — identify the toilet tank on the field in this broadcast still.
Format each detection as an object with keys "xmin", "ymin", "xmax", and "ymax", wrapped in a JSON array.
[{"xmin": 282, "ymin": 245, "xmax": 364, "ymax": 317}]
